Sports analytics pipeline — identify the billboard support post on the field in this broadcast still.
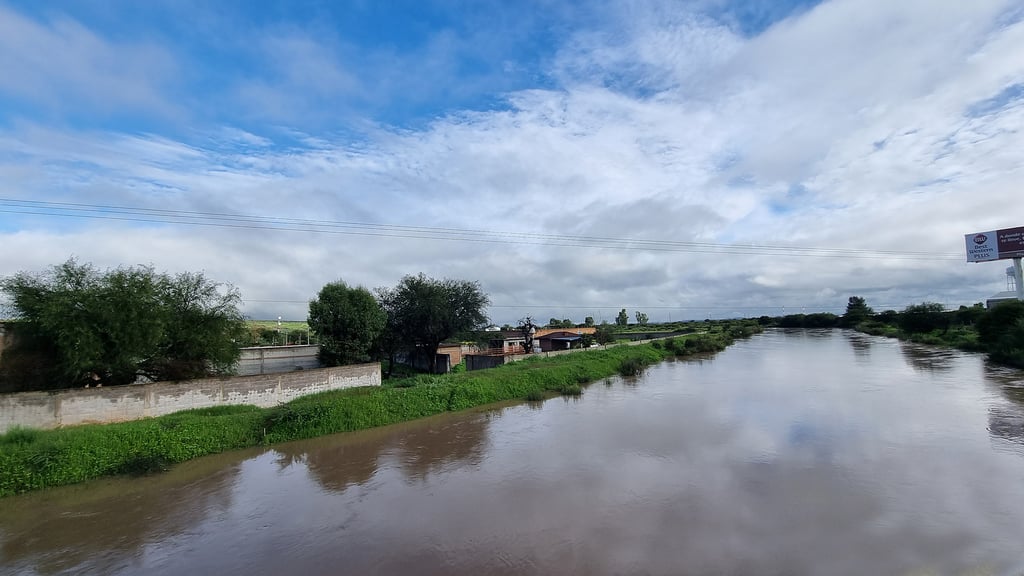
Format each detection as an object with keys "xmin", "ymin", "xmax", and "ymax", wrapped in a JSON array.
[{"xmin": 1015, "ymin": 257, "xmax": 1024, "ymax": 302}]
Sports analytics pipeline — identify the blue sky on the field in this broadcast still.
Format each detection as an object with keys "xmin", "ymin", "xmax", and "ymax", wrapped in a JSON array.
[{"xmin": 1, "ymin": 0, "xmax": 1023, "ymax": 322}]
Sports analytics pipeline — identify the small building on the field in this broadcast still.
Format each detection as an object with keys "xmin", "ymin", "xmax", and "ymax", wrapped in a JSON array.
[
  {"xmin": 537, "ymin": 330, "xmax": 586, "ymax": 352},
  {"xmin": 986, "ymin": 291, "xmax": 1020, "ymax": 309},
  {"xmin": 486, "ymin": 331, "xmax": 528, "ymax": 354}
]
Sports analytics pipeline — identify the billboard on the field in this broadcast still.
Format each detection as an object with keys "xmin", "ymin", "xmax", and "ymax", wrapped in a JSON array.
[{"xmin": 966, "ymin": 226, "xmax": 1024, "ymax": 262}]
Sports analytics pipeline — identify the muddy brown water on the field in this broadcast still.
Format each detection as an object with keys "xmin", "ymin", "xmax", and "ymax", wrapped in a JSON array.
[{"xmin": 2, "ymin": 329, "xmax": 1024, "ymax": 575}]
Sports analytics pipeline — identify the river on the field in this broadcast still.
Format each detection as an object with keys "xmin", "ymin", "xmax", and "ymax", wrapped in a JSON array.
[{"xmin": 2, "ymin": 329, "xmax": 1024, "ymax": 575}]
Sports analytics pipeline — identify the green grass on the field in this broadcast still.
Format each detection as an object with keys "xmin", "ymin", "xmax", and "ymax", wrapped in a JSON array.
[
  {"xmin": 246, "ymin": 320, "xmax": 310, "ymax": 331},
  {"xmin": 856, "ymin": 322, "xmax": 987, "ymax": 353},
  {"xmin": 0, "ymin": 326, "xmax": 759, "ymax": 497}
]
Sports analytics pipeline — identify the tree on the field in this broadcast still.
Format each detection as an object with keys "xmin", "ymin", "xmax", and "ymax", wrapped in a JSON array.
[
  {"xmin": 518, "ymin": 316, "xmax": 539, "ymax": 353},
  {"xmin": 389, "ymin": 274, "xmax": 489, "ymax": 373},
  {"xmin": 584, "ymin": 316, "xmax": 595, "ymax": 327},
  {"xmin": 840, "ymin": 296, "xmax": 874, "ymax": 327},
  {"xmin": 151, "ymin": 271, "xmax": 247, "ymax": 381},
  {"xmin": 955, "ymin": 303, "xmax": 986, "ymax": 327},
  {"xmin": 308, "ymin": 281, "xmax": 385, "ymax": 366},
  {"xmin": 976, "ymin": 301, "xmax": 1024, "ymax": 367},
  {"xmin": 977, "ymin": 300, "xmax": 1024, "ymax": 346},
  {"xmin": 595, "ymin": 325, "xmax": 616, "ymax": 344},
  {"xmin": 0, "ymin": 259, "xmax": 245, "ymax": 390},
  {"xmin": 616, "ymin": 308, "xmax": 629, "ymax": 326},
  {"xmin": 876, "ymin": 309, "xmax": 899, "ymax": 325},
  {"xmin": 899, "ymin": 302, "xmax": 949, "ymax": 334},
  {"xmin": 635, "ymin": 311, "xmax": 649, "ymax": 326}
]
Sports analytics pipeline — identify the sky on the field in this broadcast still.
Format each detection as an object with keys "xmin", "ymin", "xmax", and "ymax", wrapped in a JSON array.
[{"xmin": 1, "ymin": 0, "xmax": 1023, "ymax": 324}]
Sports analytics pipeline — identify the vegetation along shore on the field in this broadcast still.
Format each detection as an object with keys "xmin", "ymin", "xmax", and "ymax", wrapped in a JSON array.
[{"xmin": 0, "ymin": 324, "xmax": 760, "ymax": 497}]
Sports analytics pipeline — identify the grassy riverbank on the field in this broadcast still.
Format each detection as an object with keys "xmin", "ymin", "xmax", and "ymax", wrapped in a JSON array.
[
  {"xmin": 854, "ymin": 300, "xmax": 1024, "ymax": 368},
  {"xmin": 0, "ymin": 325, "xmax": 760, "ymax": 497},
  {"xmin": 855, "ymin": 322, "xmax": 985, "ymax": 352}
]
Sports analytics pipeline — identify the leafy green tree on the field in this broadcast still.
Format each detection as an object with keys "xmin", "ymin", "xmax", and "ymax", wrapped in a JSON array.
[
  {"xmin": 151, "ymin": 271, "xmax": 247, "ymax": 381},
  {"xmin": 308, "ymin": 281, "xmax": 385, "ymax": 366},
  {"xmin": 595, "ymin": 325, "xmax": 616, "ymax": 344},
  {"xmin": 635, "ymin": 311, "xmax": 649, "ymax": 326},
  {"xmin": 616, "ymin": 308, "xmax": 629, "ymax": 326},
  {"xmin": 840, "ymin": 296, "xmax": 874, "ymax": 327},
  {"xmin": 976, "ymin": 301, "xmax": 1024, "ymax": 367},
  {"xmin": 876, "ymin": 309, "xmax": 899, "ymax": 325},
  {"xmin": 955, "ymin": 303, "xmax": 986, "ymax": 326},
  {"xmin": 803, "ymin": 312, "xmax": 839, "ymax": 328},
  {"xmin": 977, "ymin": 301, "xmax": 1024, "ymax": 346},
  {"xmin": 389, "ymin": 274, "xmax": 489, "ymax": 373},
  {"xmin": 373, "ymin": 285, "xmax": 405, "ymax": 378},
  {"xmin": 0, "ymin": 259, "xmax": 245, "ymax": 390},
  {"xmin": 584, "ymin": 316, "xmax": 595, "ymax": 327},
  {"xmin": 899, "ymin": 302, "xmax": 949, "ymax": 334}
]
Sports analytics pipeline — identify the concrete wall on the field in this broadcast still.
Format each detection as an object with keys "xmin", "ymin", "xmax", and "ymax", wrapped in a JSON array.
[
  {"xmin": 0, "ymin": 362, "xmax": 380, "ymax": 433},
  {"xmin": 466, "ymin": 354, "xmax": 507, "ymax": 371},
  {"xmin": 402, "ymin": 352, "xmax": 452, "ymax": 374},
  {"xmin": 236, "ymin": 345, "xmax": 321, "ymax": 375}
]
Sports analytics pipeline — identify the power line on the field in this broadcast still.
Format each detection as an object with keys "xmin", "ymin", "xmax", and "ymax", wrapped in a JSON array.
[
  {"xmin": 239, "ymin": 299, "xmax": 959, "ymax": 312},
  {"xmin": 0, "ymin": 198, "xmax": 964, "ymax": 260}
]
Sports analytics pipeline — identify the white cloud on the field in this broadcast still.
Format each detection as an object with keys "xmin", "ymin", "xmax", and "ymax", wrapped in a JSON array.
[
  {"xmin": 2, "ymin": 0, "xmax": 1023, "ymax": 322},
  {"xmin": 0, "ymin": 5, "xmax": 180, "ymax": 118}
]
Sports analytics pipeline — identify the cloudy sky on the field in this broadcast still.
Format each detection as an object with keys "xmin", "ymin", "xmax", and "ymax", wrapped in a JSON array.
[{"xmin": 1, "ymin": 0, "xmax": 1022, "ymax": 324}]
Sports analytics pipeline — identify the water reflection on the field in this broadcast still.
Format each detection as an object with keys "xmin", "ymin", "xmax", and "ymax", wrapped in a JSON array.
[
  {"xmin": 983, "ymin": 362, "xmax": 1024, "ymax": 446},
  {"xmin": 844, "ymin": 331, "xmax": 873, "ymax": 359},
  {"xmin": 0, "ymin": 457, "xmax": 243, "ymax": 575},
  {"xmin": 898, "ymin": 341, "xmax": 957, "ymax": 372},
  {"xmin": 273, "ymin": 409, "xmax": 492, "ymax": 493}
]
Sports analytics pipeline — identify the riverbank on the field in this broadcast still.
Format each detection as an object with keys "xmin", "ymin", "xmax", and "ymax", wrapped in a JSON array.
[
  {"xmin": 0, "ymin": 324, "xmax": 760, "ymax": 497},
  {"xmin": 856, "ymin": 318, "xmax": 1024, "ymax": 369},
  {"xmin": 855, "ymin": 322, "xmax": 984, "ymax": 352}
]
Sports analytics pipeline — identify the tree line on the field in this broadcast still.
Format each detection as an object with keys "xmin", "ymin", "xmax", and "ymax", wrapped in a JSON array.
[
  {"xmin": 0, "ymin": 260, "xmax": 489, "ymax": 391},
  {"xmin": 764, "ymin": 296, "xmax": 1024, "ymax": 368},
  {"xmin": 0, "ymin": 260, "xmax": 245, "ymax": 391},
  {"xmin": 308, "ymin": 273, "xmax": 488, "ymax": 377}
]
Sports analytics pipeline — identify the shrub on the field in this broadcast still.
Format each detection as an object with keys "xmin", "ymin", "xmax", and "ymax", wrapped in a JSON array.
[
  {"xmin": 899, "ymin": 303, "xmax": 949, "ymax": 334},
  {"xmin": 618, "ymin": 357, "xmax": 645, "ymax": 377},
  {"xmin": 560, "ymin": 384, "xmax": 582, "ymax": 396},
  {"xmin": 525, "ymin": 390, "xmax": 546, "ymax": 402}
]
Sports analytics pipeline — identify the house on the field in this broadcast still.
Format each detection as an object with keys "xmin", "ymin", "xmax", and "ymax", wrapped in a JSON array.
[
  {"xmin": 537, "ymin": 330, "xmax": 586, "ymax": 351},
  {"xmin": 535, "ymin": 327, "xmax": 597, "ymax": 352},
  {"xmin": 483, "ymin": 326, "xmax": 598, "ymax": 355},
  {"xmin": 486, "ymin": 331, "xmax": 528, "ymax": 354}
]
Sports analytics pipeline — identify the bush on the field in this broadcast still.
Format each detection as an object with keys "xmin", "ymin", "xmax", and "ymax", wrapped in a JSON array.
[
  {"xmin": 618, "ymin": 357, "xmax": 645, "ymax": 376},
  {"xmin": 899, "ymin": 303, "xmax": 949, "ymax": 334},
  {"xmin": 977, "ymin": 301, "xmax": 1024, "ymax": 368},
  {"xmin": 525, "ymin": 389, "xmax": 546, "ymax": 402}
]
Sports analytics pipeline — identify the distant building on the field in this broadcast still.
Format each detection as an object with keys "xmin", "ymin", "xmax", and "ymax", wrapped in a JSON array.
[
  {"xmin": 988, "ymin": 266, "xmax": 1021, "ymax": 308},
  {"xmin": 986, "ymin": 292, "xmax": 1019, "ymax": 309}
]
